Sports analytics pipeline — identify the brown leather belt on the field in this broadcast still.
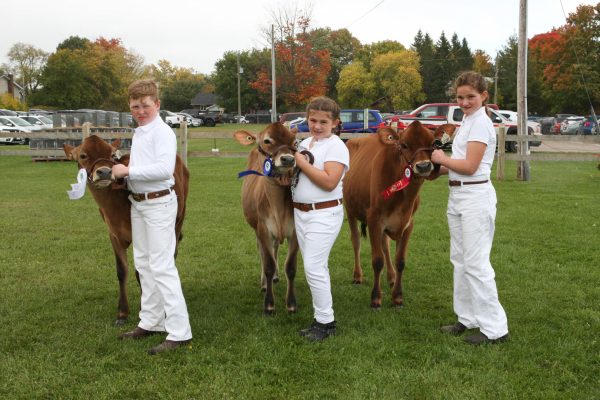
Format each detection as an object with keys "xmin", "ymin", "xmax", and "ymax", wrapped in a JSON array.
[
  {"xmin": 448, "ymin": 180, "xmax": 489, "ymax": 187},
  {"xmin": 293, "ymin": 198, "xmax": 343, "ymax": 212},
  {"xmin": 131, "ymin": 186, "xmax": 175, "ymax": 202}
]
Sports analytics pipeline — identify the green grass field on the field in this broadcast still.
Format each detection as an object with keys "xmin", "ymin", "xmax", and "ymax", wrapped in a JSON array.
[{"xmin": 0, "ymin": 154, "xmax": 599, "ymax": 399}]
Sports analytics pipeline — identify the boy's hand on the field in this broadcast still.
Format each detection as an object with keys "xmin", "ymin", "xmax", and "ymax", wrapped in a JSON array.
[
  {"xmin": 112, "ymin": 164, "xmax": 129, "ymax": 179},
  {"xmin": 274, "ymin": 175, "xmax": 291, "ymax": 186}
]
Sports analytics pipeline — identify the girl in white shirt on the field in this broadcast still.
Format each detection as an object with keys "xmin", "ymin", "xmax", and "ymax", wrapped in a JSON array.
[
  {"xmin": 431, "ymin": 71, "xmax": 509, "ymax": 345},
  {"xmin": 293, "ymin": 97, "xmax": 349, "ymax": 342}
]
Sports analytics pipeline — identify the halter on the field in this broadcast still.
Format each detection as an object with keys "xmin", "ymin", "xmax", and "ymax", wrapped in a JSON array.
[
  {"xmin": 82, "ymin": 150, "xmax": 123, "ymax": 184},
  {"xmin": 238, "ymin": 143, "xmax": 313, "ymax": 179}
]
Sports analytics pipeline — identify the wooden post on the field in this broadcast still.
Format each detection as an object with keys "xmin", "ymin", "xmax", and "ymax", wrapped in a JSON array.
[
  {"xmin": 517, "ymin": 0, "xmax": 530, "ymax": 181},
  {"xmin": 179, "ymin": 121, "xmax": 188, "ymax": 166},
  {"xmin": 496, "ymin": 125, "xmax": 505, "ymax": 181},
  {"xmin": 82, "ymin": 122, "xmax": 92, "ymax": 140}
]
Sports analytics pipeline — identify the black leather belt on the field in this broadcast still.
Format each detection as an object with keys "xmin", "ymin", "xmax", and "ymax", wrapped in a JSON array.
[
  {"xmin": 448, "ymin": 180, "xmax": 489, "ymax": 187},
  {"xmin": 131, "ymin": 186, "xmax": 174, "ymax": 201}
]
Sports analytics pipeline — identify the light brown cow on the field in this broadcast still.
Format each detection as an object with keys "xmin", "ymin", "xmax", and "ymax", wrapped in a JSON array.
[
  {"xmin": 234, "ymin": 123, "xmax": 299, "ymax": 315},
  {"xmin": 343, "ymin": 122, "xmax": 455, "ymax": 309},
  {"xmin": 63, "ymin": 135, "xmax": 189, "ymax": 324}
]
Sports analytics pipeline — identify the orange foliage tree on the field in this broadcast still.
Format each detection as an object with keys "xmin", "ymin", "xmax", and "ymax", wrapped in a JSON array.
[{"xmin": 250, "ymin": 17, "xmax": 331, "ymax": 111}]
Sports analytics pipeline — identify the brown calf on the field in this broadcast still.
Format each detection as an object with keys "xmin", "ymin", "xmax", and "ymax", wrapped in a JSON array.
[
  {"xmin": 63, "ymin": 135, "xmax": 189, "ymax": 324},
  {"xmin": 343, "ymin": 122, "xmax": 455, "ymax": 309},
  {"xmin": 234, "ymin": 123, "xmax": 299, "ymax": 315}
]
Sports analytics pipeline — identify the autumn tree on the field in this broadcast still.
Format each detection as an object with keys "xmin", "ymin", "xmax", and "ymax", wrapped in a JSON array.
[
  {"xmin": 31, "ymin": 36, "xmax": 144, "ymax": 110},
  {"xmin": 355, "ymin": 40, "xmax": 406, "ymax": 71},
  {"xmin": 371, "ymin": 51, "xmax": 425, "ymax": 111},
  {"xmin": 250, "ymin": 15, "xmax": 331, "ymax": 111},
  {"xmin": 148, "ymin": 60, "xmax": 207, "ymax": 111},
  {"xmin": 310, "ymin": 28, "xmax": 361, "ymax": 99},
  {"xmin": 336, "ymin": 62, "xmax": 376, "ymax": 108},
  {"xmin": 3, "ymin": 43, "xmax": 48, "ymax": 98}
]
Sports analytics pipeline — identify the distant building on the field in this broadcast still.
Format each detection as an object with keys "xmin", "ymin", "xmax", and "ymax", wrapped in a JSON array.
[
  {"xmin": 0, "ymin": 75, "xmax": 25, "ymax": 102},
  {"xmin": 190, "ymin": 92, "xmax": 221, "ymax": 111}
]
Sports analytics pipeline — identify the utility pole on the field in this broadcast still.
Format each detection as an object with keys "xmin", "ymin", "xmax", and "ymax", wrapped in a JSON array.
[
  {"xmin": 517, "ymin": 0, "xmax": 530, "ymax": 181},
  {"xmin": 271, "ymin": 24, "xmax": 277, "ymax": 123},
  {"xmin": 494, "ymin": 55, "xmax": 499, "ymax": 105},
  {"xmin": 237, "ymin": 52, "xmax": 242, "ymax": 119}
]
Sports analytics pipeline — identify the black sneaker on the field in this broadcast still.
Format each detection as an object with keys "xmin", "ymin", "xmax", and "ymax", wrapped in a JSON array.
[
  {"xmin": 440, "ymin": 321, "xmax": 468, "ymax": 335},
  {"xmin": 300, "ymin": 320, "xmax": 336, "ymax": 342}
]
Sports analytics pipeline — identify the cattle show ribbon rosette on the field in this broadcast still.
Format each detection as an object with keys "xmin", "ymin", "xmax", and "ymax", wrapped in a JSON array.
[
  {"xmin": 381, "ymin": 166, "xmax": 412, "ymax": 200},
  {"xmin": 67, "ymin": 168, "xmax": 87, "ymax": 200}
]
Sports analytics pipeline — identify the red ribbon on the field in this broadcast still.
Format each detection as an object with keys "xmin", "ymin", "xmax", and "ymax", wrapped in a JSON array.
[{"xmin": 381, "ymin": 166, "xmax": 412, "ymax": 200}]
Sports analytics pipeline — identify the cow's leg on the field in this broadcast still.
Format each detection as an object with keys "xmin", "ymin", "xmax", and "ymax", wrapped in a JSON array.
[
  {"xmin": 367, "ymin": 221, "xmax": 385, "ymax": 310},
  {"xmin": 109, "ymin": 235, "xmax": 129, "ymax": 325},
  {"xmin": 391, "ymin": 221, "xmax": 413, "ymax": 307},
  {"xmin": 257, "ymin": 228, "xmax": 277, "ymax": 315},
  {"xmin": 347, "ymin": 214, "xmax": 363, "ymax": 284},
  {"xmin": 272, "ymin": 239, "xmax": 280, "ymax": 284},
  {"xmin": 381, "ymin": 234, "xmax": 396, "ymax": 287},
  {"xmin": 284, "ymin": 233, "xmax": 299, "ymax": 313}
]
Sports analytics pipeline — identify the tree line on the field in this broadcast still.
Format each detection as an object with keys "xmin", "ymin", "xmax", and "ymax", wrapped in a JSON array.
[{"xmin": 1, "ymin": 3, "xmax": 598, "ymax": 116}]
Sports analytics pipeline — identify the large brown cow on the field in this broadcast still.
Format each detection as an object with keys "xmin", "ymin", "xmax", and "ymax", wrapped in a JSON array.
[
  {"xmin": 343, "ymin": 122, "xmax": 455, "ymax": 309},
  {"xmin": 63, "ymin": 135, "xmax": 189, "ymax": 324},
  {"xmin": 234, "ymin": 123, "xmax": 299, "ymax": 315}
]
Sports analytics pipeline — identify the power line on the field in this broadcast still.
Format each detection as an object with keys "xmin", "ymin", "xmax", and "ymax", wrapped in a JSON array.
[{"xmin": 345, "ymin": 0, "xmax": 385, "ymax": 29}]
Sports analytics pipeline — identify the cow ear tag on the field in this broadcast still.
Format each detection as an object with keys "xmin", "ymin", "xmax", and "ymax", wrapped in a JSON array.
[
  {"xmin": 441, "ymin": 132, "xmax": 451, "ymax": 145},
  {"xmin": 263, "ymin": 158, "xmax": 273, "ymax": 176},
  {"xmin": 113, "ymin": 150, "xmax": 122, "ymax": 161}
]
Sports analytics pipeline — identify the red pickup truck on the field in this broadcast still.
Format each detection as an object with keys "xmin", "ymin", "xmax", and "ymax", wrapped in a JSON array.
[{"xmin": 385, "ymin": 103, "xmax": 541, "ymax": 152}]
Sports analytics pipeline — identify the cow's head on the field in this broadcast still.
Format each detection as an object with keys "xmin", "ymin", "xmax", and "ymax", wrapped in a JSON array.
[
  {"xmin": 63, "ymin": 135, "xmax": 125, "ymax": 189},
  {"xmin": 394, "ymin": 122, "xmax": 456, "ymax": 177},
  {"xmin": 234, "ymin": 122, "xmax": 298, "ymax": 177}
]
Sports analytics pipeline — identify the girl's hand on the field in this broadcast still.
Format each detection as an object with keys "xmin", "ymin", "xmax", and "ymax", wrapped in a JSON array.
[
  {"xmin": 431, "ymin": 149, "xmax": 446, "ymax": 165},
  {"xmin": 294, "ymin": 151, "xmax": 309, "ymax": 170},
  {"xmin": 275, "ymin": 175, "xmax": 291, "ymax": 186}
]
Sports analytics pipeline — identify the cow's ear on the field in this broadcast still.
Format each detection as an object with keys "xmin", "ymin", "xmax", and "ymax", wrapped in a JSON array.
[
  {"xmin": 111, "ymin": 139, "xmax": 121, "ymax": 149},
  {"xmin": 290, "ymin": 126, "xmax": 298, "ymax": 135},
  {"xmin": 233, "ymin": 130, "xmax": 257, "ymax": 146},
  {"xmin": 377, "ymin": 127, "xmax": 399, "ymax": 146},
  {"xmin": 434, "ymin": 124, "xmax": 457, "ymax": 145},
  {"xmin": 63, "ymin": 144, "xmax": 78, "ymax": 161}
]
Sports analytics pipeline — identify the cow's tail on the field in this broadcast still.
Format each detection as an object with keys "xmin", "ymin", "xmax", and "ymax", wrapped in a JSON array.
[{"xmin": 360, "ymin": 223, "xmax": 367, "ymax": 238}]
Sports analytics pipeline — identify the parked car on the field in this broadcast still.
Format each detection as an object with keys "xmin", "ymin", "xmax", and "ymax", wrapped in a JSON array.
[
  {"xmin": 560, "ymin": 116, "xmax": 585, "ymax": 134},
  {"xmin": 552, "ymin": 113, "xmax": 577, "ymax": 133},
  {"xmin": 177, "ymin": 112, "xmax": 202, "ymax": 127},
  {"xmin": 577, "ymin": 115, "xmax": 599, "ymax": 135},
  {"xmin": 0, "ymin": 116, "xmax": 39, "ymax": 144},
  {"xmin": 20, "ymin": 115, "xmax": 54, "ymax": 129},
  {"xmin": 291, "ymin": 109, "xmax": 385, "ymax": 134},
  {"xmin": 234, "ymin": 115, "xmax": 249, "ymax": 124},
  {"xmin": 0, "ymin": 109, "xmax": 18, "ymax": 116},
  {"xmin": 497, "ymin": 109, "xmax": 543, "ymax": 142},
  {"xmin": 279, "ymin": 112, "xmax": 305, "ymax": 127},
  {"xmin": 163, "ymin": 111, "xmax": 183, "ymax": 128}
]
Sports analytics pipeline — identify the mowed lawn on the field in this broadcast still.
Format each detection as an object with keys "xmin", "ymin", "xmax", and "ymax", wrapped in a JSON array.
[{"xmin": 0, "ymin": 153, "xmax": 599, "ymax": 399}]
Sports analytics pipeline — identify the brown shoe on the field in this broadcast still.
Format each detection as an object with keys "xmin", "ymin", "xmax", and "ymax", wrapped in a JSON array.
[
  {"xmin": 120, "ymin": 327, "xmax": 163, "ymax": 340},
  {"xmin": 440, "ymin": 322, "xmax": 467, "ymax": 335},
  {"xmin": 147, "ymin": 339, "xmax": 192, "ymax": 355},
  {"xmin": 464, "ymin": 332, "xmax": 509, "ymax": 345}
]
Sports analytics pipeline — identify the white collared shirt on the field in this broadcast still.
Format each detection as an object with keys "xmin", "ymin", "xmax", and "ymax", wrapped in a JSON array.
[
  {"xmin": 293, "ymin": 134, "xmax": 349, "ymax": 204},
  {"xmin": 127, "ymin": 115, "xmax": 176, "ymax": 194},
  {"xmin": 449, "ymin": 106, "xmax": 496, "ymax": 181}
]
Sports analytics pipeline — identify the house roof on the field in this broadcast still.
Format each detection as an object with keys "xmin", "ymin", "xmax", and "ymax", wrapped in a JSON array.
[
  {"xmin": 1, "ymin": 75, "xmax": 24, "ymax": 90},
  {"xmin": 191, "ymin": 92, "xmax": 220, "ymax": 106}
]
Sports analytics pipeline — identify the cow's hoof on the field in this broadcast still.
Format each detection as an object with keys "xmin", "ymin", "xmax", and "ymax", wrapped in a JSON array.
[
  {"xmin": 392, "ymin": 303, "xmax": 404, "ymax": 310},
  {"xmin": 263, "ymin": 309, "xmax": 276, "ymax": 317},
  {"xmin": 352, "ymin": 279, "xmax": 362, "ymax": 285},
  {"xmin": 273, "ymin": 276, "xmax": 280, "ymax": 284},
  {"xmin": 371, "ymin": 304, "xmax": 382, "ymax": 312},
  {"xmin": 114, "ymin": 318, "xmax": 128, "ymax": 326},
  {"xmin": 286, "ymin": 306, "xmax": 297, "ymax": 314}
]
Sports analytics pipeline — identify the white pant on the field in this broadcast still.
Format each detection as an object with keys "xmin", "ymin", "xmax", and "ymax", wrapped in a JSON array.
[
  {"xmin": 294, "ymin": 205, "xmax": 344, "ymax": 324},
  {"xmin": 447, "ymin": 182, "xmax": 508, "ymax": 339},
  {"xmin": 130, "ymin": 192, "xmax": 192, "ymax": 341}
]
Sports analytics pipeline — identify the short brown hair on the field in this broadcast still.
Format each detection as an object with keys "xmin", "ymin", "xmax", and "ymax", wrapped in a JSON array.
[
  {"xmin": 128, "ymin": 79, "xmax": 159, "ymax": 101},
  {"xmin": 306, "ymin": 96, "xmax": 340, "ymax": 121}
]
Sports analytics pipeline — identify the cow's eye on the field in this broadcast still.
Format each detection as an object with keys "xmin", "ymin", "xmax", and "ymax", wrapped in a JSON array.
[
  {"xmin": 79, "ymin": 153, "xmax": 87, "ymax": 160},
  {"xmin": 400, "ymin": 143, "xmax": 408, "ymax": 149},
  {"xmin": 263, "ymin": 138, "xmax": 272, "ymax": 145}
]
